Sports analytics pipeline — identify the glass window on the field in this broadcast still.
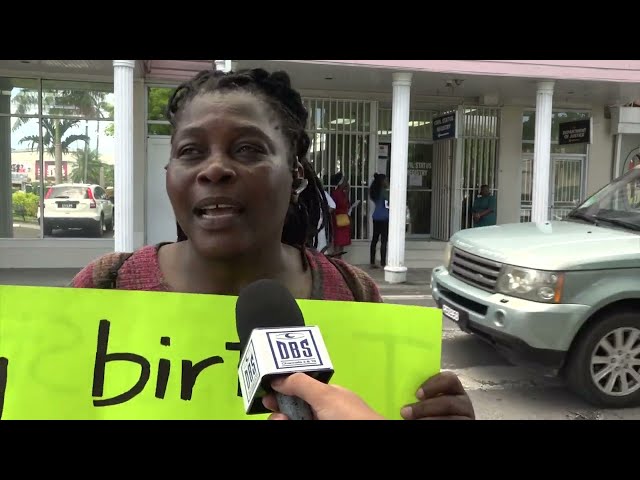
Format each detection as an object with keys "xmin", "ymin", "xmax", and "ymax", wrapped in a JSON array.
[
  {"xmin": 147, "ymin": 87, "xmax": 174, "ymax": 136},
  {"xmin": 1, "ymin": 115, "xmax": 42, "ymax": 239},
  {"xmin": 42, "ymin": 80, "xmax": 113, "ymax": 119},
  {"xmin": 520, "ymin": 110, "xmax": 589, "ymax": 222},
  {"xmin": 148, "ymin": 87, "xmax": 174, "ymax": 121},
  {"xmin": 378, "ymin": 108, "xmax": 433, "ymax": 140},
  {"xmin": 0, "ymin": 77, "xmax": 115, "ymax": 239},
  {"xmin": 522, "ymin": 110, "xmax": 589, "ymax": 153},
  {"xmin": 148, "ymin": 124, "xmax": 172, "ymax": 136},
  {"xmin": 0, "ymin": 78, "xmax": 40, "ymax": 116}
]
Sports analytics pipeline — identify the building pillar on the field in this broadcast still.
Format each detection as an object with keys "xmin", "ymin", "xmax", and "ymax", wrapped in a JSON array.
[
  {"xmin": 113, "ymin": 60, "xmax": 135, "ymax": 252},
  {"xmin": 531, "ymin": 80, "xmax": 554, "ymax": 224},
  {"xmin": 384, "ymin": 72, "xmax": 412, "ymax": 284},
  {"xmin": 0, "ymin": 86, "xmax": 12, "ymax": 238},
  {"xmin": 214, "ymin": 60, "xmax": 238, "ymax": 72}
]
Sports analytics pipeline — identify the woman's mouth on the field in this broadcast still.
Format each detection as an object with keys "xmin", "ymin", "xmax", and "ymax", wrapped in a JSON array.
[
  {"xmin": 193, "ymin": 198, "xmax": 244, "ymax": 230},
  {"xmin": 195, "ymin": 204, "xmax": 241, "ymax": 219}
]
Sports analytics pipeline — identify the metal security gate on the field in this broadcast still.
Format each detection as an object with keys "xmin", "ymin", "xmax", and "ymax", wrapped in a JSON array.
[
  {"xmin": 457, "ymin": 107, "xmax": 501, "ymax": 230},
  {"xmin": 302, "ymin": 98, "xmax": 373, "ymax": 240},
  {"xmin": 520, "ymin": 154, "xmax": 585, "ymax": 221},
  {"xmin": 431, "ymin": 139, "xmax": 453, "ymax": 240}
]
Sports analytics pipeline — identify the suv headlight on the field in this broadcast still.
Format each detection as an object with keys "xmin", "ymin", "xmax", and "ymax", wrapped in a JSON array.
[
  {"xmin": 497, "ymin": 266, "xmax": 565, "ymax": 303},
  {"xmin": 443, "ymin": 242, "xmax": 453, "ymax": 269}
]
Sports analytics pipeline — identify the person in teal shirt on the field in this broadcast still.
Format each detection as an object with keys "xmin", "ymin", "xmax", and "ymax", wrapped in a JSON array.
[{"xmin": 472, "ymin": 185, "xmax": 497, "ymax": 227}]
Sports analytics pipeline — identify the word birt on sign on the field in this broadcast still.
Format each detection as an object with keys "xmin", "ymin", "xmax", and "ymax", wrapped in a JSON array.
[{"xmin": 0, "ymin": 319, "xmax": 240, "ymax": 420}]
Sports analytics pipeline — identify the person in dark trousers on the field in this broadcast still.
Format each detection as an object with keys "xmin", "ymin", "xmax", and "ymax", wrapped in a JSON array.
[
  {"xmin": 369, "ymin": 173, "xmax": 389, "ymax": 268},
  {"xmin": 472, "ymin": 184, "xmax": 497, "ymax": 227}
]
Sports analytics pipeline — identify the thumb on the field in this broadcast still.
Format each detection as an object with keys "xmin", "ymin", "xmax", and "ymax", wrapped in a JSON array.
[{"xmin": 270, "ymin": 373, "xmax": 328, "ymax": 404}]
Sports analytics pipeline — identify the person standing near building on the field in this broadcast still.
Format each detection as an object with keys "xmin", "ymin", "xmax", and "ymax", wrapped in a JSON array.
[
  {"xmin": 329, "ymin": 171, "xmax": 351, "ymax": 257},
  {"xmin": 317, "ymin": 188, "xmax": 335, "ymax": 254},
  {"xmin": 472, "ymin": 184, "xmax": 497, "ymax": 227},
  {"xmin": 369, "ymin": 173, "xmax": 389, "ymax": 268}
]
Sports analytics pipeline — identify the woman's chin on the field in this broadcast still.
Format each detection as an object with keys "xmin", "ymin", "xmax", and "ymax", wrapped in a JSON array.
[{"xmin": 190, "ymin": 235, "xmax": 252, "ymax": 260}]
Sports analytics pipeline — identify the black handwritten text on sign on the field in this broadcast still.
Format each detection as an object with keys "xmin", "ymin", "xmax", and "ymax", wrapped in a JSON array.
[
  {"xmin": 92, "ymin": 319, "xmax": 226, "ymax": 407},
  {"xmin": 0, "ymin": 357, "xmax": 7, "ymax": 420}
]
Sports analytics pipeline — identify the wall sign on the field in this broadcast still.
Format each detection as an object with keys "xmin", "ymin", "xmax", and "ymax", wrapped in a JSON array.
[
  {"xmin": 432, "ymin": 112, "xmax": 457, "ymax": 141},
  {"xmin": 559, "ymin": 118, "xmax": 592, "ymax": 145}
]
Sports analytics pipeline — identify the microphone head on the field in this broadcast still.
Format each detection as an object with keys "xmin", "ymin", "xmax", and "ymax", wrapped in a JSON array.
[{"xmin": 235, "ymin": 279, "xmax": 305, "ymax": 352}]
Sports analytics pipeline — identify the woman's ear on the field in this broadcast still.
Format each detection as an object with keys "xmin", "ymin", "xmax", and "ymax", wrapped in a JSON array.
[{"xmin": 293, "ymin": 161, "xmax": 304, "ymax": 181}]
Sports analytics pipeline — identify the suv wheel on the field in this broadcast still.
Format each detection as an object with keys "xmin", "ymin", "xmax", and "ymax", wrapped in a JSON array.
[
  {"xmin": 565, "ymin": 310, "xmax": 640, "ymax": 408},
  {"xmin": 92, "ymin": 216, "xmax": 104, "ymax": 238}
]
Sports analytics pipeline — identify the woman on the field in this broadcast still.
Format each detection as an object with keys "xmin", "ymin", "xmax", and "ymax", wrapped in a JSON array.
[
  {"xmin": 369, "ymin": 173, "xmax": 389, "ymax": 268},
  {"xmin": 329, "ymin": 171, "xmax": 351, "ymax": 257},
  {"xmin": 70, "ymin": 68, "xmax": 473, "ymax": 420}
]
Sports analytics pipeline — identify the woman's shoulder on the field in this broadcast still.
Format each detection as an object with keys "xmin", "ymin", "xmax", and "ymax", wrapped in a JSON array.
[
  {"xmin": 70, "ymin": 244, "xmax": 167, "ymax": 290},
  {"xmin": 306, "ymin": 249, "xmax": 382, "ymax": 303}
]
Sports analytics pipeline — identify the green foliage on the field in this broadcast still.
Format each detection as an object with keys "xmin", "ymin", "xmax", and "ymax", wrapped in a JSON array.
[{"xmin": 12, "ymin": 191, "xmax": 39, "ymax": 219}]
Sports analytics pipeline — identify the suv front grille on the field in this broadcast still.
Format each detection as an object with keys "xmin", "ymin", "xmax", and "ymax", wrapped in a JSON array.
[{"xmin": 450, "ymin": 248, "xmax": 502, "ymax": 292}]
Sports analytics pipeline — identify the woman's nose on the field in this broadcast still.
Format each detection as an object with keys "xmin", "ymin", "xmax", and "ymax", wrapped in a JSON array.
[{"xmin": 196, "ymin": 152, "xmax": 237, "ymax": 184}]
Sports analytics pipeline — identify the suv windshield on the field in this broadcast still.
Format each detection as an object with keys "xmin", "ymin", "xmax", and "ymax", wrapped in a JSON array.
[
  {"xmin": 567, "ymin": 166, "xmax": 640, "ymax": 232},
  {"xmin": 48, "ymin": 186, "xmax": 90, "ymax": 199}
]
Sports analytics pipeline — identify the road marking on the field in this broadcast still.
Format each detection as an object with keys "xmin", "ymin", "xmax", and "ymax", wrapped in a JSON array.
[{"xmin": 381, "ymin": 294, "xmax": 433, "ymax": 300}]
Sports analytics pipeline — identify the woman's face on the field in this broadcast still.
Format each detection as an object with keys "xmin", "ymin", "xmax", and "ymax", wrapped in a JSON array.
[{"xmin": 166, "ymin": 90, "xmax": 294, "ymax": 259}]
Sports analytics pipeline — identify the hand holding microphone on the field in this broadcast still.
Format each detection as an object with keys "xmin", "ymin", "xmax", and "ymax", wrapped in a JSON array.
[
  {"xmin": 235, "ymin": 278, "xmax": 475, "ymax": 421},
  {"xmin": 235, "ymin": 278, "xmax": 335, "ymax": 420},
  {"xmin": 262, "ymin": 372, "xmax": 385, "ymax": 420}
]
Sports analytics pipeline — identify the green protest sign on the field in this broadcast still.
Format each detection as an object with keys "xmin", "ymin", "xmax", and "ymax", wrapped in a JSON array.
[{"xmin": 0, "ymin": 285, "xmax": 441, "ymax": 419}]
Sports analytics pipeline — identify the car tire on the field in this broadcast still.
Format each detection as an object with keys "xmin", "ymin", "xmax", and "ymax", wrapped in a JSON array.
[
  {"xmin": 564, "ymin": 309, "xmax": 640, "ymax": 408},
  {"xmin": 92, "ymin": 216, "xmax": 104, "ymax": 238}
]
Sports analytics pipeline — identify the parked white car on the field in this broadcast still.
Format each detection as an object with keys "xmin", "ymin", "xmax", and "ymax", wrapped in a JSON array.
[{"xmin": 38, "ymin": 183, "xmax": 114, "ymax": 237}]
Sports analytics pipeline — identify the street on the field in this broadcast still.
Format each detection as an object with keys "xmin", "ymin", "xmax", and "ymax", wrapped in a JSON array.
[{"xmin": 370, "ymin": 266, "xmax": 640, "ymax": 420}]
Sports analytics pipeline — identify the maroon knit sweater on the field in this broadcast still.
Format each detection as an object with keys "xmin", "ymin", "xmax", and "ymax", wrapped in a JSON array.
[{"xmin": 71, "ymin": 244, "xmax": 382, "ymax": 303}]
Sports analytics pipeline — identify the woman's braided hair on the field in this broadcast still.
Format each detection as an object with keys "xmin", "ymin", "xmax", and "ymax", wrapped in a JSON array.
[{"xmin": 166, "ymin": 68, "xmax": 332, "ymax": 269}]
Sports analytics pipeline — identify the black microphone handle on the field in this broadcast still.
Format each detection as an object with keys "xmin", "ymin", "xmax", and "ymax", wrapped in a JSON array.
[{"xmin": 275, "ymin": 391, "xmax": 314, "ymax": 420}]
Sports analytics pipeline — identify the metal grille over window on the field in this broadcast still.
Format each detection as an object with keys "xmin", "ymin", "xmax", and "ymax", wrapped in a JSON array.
[
  {"xmin": 302, "ymin": 98, "xmax": 372, "ymax": 240},
  {"xmin": 459, "ymin": 107, "xmax": 500, "ymax": 230}
]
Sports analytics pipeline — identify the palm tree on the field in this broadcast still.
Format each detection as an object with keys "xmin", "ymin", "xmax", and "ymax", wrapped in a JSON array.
[
  {"xmin": 69, "ymin": 148, "xmax": 111, "ymax": 185},
  {"xmin": 11, "ymin": 88, "xmax": 110, "ymax": 183}
]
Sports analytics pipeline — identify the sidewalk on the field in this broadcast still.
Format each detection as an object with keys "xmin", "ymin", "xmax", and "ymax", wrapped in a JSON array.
[
  {"xmin": 353, "ymin": 264, "xmax": 432, "ymax": 296},
  {"xmin": 0, "ymin": 268, "xmax": 78, "ymax": 287},
  {"xmin": 0, "ymin": 264, "xmax": 433, "ymax": 295}
]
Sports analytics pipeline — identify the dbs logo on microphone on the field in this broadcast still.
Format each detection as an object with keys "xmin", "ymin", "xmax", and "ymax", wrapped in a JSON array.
[
  {"xmin": 240, "ymin": 340, "xmax": 261, "ymax": 400},
  {"xmin": 267, "ymin": 329, "xmax": 323, "ymax": 370}
]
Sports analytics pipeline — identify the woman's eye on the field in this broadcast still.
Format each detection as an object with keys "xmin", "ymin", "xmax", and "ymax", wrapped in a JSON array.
[
  {"xmin": 179, "ymin": 146, "xmax": 201, "ymax": 156},
  {"xmin": 236, "ymin": 144, "xmax": 265, "ymax": 155}
]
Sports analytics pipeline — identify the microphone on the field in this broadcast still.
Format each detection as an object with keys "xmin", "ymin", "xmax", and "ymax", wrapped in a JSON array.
[{"xmin": 235, "ymin": 279, "xmax": 334, "ymax": 420}]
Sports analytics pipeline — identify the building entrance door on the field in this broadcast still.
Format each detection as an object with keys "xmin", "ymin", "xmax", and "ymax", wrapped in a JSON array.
[{"xmin": 405, "ymin": 142, "xmax": 433, "ymax": 237}]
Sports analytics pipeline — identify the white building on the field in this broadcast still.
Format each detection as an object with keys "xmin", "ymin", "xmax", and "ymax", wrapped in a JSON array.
[{"xmin": 2, "ymin": 60, "xmax": 640, "ymax": 283}]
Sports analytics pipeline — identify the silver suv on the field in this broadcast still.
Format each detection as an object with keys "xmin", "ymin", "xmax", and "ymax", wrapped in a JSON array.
[{"xmin": 431, "ymin": 165, "xmax": 640, "ymax": 408}]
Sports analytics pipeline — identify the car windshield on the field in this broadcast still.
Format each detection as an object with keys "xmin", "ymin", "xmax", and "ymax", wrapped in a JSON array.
[
  {"xmin": 566, "ymin": 166, "xmax": 640, "ymax": 232},
  {"xmin": 48, "ymin": 186, "xmax": 89, "ymax": 199}
]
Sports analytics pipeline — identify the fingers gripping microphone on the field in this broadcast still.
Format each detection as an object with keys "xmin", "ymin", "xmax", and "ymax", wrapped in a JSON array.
[{"xmin": 235, "ymin": 279, "xmax": 334, "ymax": 419}]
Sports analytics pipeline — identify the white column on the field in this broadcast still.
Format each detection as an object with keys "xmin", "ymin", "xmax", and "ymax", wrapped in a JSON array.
[
  {"xmin": 113, "ymin": 60, "xmax": 135, "ymax": 252},
  {"xmin": 214, "ymin": 60, "xmax": 238, "ymax": 72},
  {"xmin": 531, "ymin": 80, "xmax": 554, "ymax": 224},
  {"xmin": 385, "ymin": 72, "xmax": 412, "ymax": 284}
]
